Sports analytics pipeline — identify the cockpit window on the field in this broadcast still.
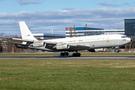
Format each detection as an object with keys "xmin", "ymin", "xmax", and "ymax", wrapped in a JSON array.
[{"xmin": 121, "ymin": 36, "xmax": 127, "ymax": 38}]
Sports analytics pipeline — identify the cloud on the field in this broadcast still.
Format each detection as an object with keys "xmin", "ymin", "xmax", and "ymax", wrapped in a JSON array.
[
  {"xmin": 98, "ymin": 2, "xmax": 121, "ymax": 6},
  {"xmin": 124, "ymin": 2, "xmax": 129, "ymax": 5},
  {"xmin": 1, "ymin": 7, "xmax": 135, "ymax": 35},
  {"xmin": 18, "ymin": 0, "xmax": 41, "ymax": 6},
  {"xmin": 63, "ymin": 8, "xmax": 74, "ymax": 10}
]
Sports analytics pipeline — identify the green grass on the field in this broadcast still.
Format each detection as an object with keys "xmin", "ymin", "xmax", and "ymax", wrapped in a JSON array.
[
  {"xmin": 0, "ymin": 53, "xmax": 54, "ymax": 57},
  {"xmin": 0, "ymin": 59, "xmax": 135, "ymax": 90},
  {"xmin": 81, "ymin": 52, "xmax": 135, "ymax": 56},
  {"xmin": 0, "ymin": 52, "xmax": 135, "ymax": 57}
]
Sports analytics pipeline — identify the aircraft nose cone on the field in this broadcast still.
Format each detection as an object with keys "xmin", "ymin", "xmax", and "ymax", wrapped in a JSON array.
[{"xmin": 126, "ymin": 38, "xmax": 131, "ymax": 44}]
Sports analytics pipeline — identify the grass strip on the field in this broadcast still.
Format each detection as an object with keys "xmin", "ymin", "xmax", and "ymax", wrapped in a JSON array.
[
  {"xmin": 0, "ymin": 52, "xmax": 135, "ymax": 57},
  {"xmin": 0, "ymin": 59, "xmax": 135, "ymax": 90}
]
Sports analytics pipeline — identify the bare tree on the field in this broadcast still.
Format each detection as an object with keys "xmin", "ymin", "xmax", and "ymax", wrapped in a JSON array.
[
  {"xmin": 0, "ymin": 33, "xmax": 4, "ymax": 52},
  {"xmin": 0, "ymin": 33, "xmax": 4, "ymax": 37},
  {"xmin": 1, "ymin": 34, "xmax": 25, "ymax": 53},
  {"xmin": 0, "ymin": 39, "xmax": 2, "ymax": 52}
]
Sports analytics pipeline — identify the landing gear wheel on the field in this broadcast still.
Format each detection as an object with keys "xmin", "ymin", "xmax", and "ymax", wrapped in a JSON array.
[
  {"xmin": 60, "ymin": 53, "xmax": 64, "ymax": 56},
  {"xmin": 73, "ymin": 53, "xmax": 81, "ymax": 57},
  {"xmin": 115, "ymin": 49, "xmax": 120, "ymax": 53},
  {"xmin": 60, "ymin": 52, "xmax": 69, "ymax": 57},
  {"xmin": 66, "ymin": 53, "xmax": 69, "ymax": 56}
]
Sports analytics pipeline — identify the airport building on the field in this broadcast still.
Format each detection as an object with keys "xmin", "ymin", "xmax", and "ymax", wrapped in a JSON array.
[
  {"xmin": 33, "ymin": 19, "xmax": 135, "ymax": 39},
  {"xmin": 65, "ymin": 27, "xmax": 124, "ymax": 37},
  {"xmin": 33, "ymin": 33, "xmax": 65, "ymax": 40},
  {"xmin": 125, "ymin": 19, "xmax": 135, "ymax": 37},
  {"xmin": 33, "ymin": 27, "xmax": 125, "ymax": 39}
]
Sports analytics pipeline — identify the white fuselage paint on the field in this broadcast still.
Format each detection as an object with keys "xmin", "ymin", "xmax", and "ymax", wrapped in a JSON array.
[{"xmin": 42, "ymin": 34, "xmax": 131, "ymax": 50}]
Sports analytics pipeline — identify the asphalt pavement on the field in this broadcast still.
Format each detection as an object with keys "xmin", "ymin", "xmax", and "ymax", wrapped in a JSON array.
[{"xmin": 0, "ymin": 56, "xmax": 135, "ymax": 60}]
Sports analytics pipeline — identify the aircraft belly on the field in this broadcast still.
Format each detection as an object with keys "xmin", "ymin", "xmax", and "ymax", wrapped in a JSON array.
[{"xmin": 69, "ymin": 46, "xmax": 89, "ymax": 51}]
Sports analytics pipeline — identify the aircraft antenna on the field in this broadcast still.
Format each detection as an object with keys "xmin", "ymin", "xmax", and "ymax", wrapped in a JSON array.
[{"xmin": 52, "ymin": 25, "xmax": 53, "ymax": 34}]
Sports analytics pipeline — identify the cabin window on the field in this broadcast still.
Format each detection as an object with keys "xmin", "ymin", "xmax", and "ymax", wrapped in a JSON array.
[
  {"xmin": 123, "ymin": 39, "xmax": 126, "ymax": 41},
  {"xmin": 121, "ymin": 36, "xmax": 127, "ymax": 38}
]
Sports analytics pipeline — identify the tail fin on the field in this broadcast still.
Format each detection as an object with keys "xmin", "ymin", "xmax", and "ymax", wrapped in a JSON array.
[{"xmin": 19, "ymin": 21, "xmax": 37, "ymax": 41}]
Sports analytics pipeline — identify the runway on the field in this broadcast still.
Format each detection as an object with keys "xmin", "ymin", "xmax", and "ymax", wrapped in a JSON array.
[{"xmin": 0, "ymin": 56, "xmax": 135, "ymax": 60}]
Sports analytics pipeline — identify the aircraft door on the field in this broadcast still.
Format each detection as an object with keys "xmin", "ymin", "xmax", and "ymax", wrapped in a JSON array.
[
  {"xmin": 106, "ymin": 37, "xmax": 109, "ymax": 42},
  {"xmin": 78, "ymin": 39, "xmax": 81, "ymax": 44}
]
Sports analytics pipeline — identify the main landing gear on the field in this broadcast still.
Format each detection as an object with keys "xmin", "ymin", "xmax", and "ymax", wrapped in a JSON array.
[
  {"xmin": 72, "ymin": 53, "xmax": 81, "ymax": 57},
  {"xmin": 60, "ymin": 51, "xmax": 81, "ymax": 57},
  {"xmin": 60, "ymin": 52, "xmax": 69, "ymax": 56}
]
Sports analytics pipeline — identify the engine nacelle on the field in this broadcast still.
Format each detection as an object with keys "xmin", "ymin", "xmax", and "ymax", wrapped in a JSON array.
[
  {"xmin": 15, "ymin": 44, "xmax": 28, "ymax": 49},
  {"xmin": 33, "ymin": 41, "xmax": 45, "ymax": 47},
  {"xmin": 87, "ymin": 49, "xmax": 95, "ymax": 52},
  {"xmin": 55, "ymin": 44, "xmax": 70, "ymax": 50},
  {"xmin": 88, "ymin": 48, "xmax": 105, "ymax": 52}
]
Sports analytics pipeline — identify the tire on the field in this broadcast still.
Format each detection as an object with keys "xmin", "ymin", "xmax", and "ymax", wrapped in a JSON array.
[{"xmin": 73, "ymin": 53, "xmax": 81, "ymax": 57}]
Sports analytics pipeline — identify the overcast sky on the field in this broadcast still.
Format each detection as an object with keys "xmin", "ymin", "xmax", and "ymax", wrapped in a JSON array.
[{"xmin": 0, "ymin": 0, "xmax": 135, "ymax": 36}]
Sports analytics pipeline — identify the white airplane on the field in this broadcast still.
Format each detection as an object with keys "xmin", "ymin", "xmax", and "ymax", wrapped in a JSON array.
[{"xmin": 12, "ymin": 21, "xmax": 131, "ymax": 57}]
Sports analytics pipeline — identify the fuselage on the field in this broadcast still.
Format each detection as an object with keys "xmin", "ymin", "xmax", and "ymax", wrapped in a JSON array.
[{"xmin": 41, "ymin": 34, "xmax": 131, "ymax": 51}]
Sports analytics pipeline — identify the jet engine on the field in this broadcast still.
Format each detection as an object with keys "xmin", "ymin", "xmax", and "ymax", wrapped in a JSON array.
[
  {"xmin": 55, "ymin": 44, "xmax": 70, "ymax": 50},
  {"xmin": 87, "ymin": 49, "xmax": 95, "ymax": 52},
  {"xmin": 33, "ymin": 41, "xmax": 45, "ymax": 47}
]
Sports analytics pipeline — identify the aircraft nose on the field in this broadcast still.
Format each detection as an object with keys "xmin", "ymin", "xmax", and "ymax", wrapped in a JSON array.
[
  {"xmin": 128, "ymin": 38, "xmax": 132, "ymax": 44},
  {"xmin": 126, "ymin": 38, "xmax": 131, "ymax": 44}
]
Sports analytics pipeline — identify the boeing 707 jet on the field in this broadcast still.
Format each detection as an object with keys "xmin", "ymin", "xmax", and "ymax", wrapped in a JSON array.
[{"xmin": 11, "ymin": 21, "xmax": 131, "ymax": 57}]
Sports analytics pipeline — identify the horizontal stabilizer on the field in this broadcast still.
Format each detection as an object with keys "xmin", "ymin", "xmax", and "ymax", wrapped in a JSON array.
[{"xmin": 12, "ymin": 38, "xmax": 34, "ymax": 42}]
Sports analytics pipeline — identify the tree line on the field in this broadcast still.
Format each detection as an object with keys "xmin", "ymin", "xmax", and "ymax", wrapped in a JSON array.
[{"xmin": 0, "ymin": 33, "xmax": 24, "ymax": 53}]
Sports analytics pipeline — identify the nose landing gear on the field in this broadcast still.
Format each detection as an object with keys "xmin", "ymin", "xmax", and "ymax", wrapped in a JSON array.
[{"xmin": 115, "ymin": 49, "xmax": 120, "ymax": 53}]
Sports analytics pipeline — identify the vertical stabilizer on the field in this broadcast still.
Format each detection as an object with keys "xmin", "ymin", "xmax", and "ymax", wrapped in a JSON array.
[{"xmin": 19, "ymin": 21, "xmax": 37, "ymax": 41}]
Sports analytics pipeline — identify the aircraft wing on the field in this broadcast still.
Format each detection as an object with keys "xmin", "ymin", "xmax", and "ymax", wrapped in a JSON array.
[
  {"xmin": 29, "ymin": 43, "xmax": 90, "ymax": 52},
  {"xmin": 12, "ymin": 38, "xmax": 34, "ymax": 42},
  {"xmin": 11, "ymin": 38, "xmax": 90, "ymax": 51},
  {"xmin": 68, "ymin": 43, "xmax": 90, "ymax": 51},
  {"xmin": 42, "ymin": 41, "xmax": 90, "ymax": 51},
  {"xmin": 29, "ymin": 46, "xmax": 54, "ymax": 52},
  {"xmin": 9, "ymin": 42, "xmax": 26, "ymax": 45}
]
